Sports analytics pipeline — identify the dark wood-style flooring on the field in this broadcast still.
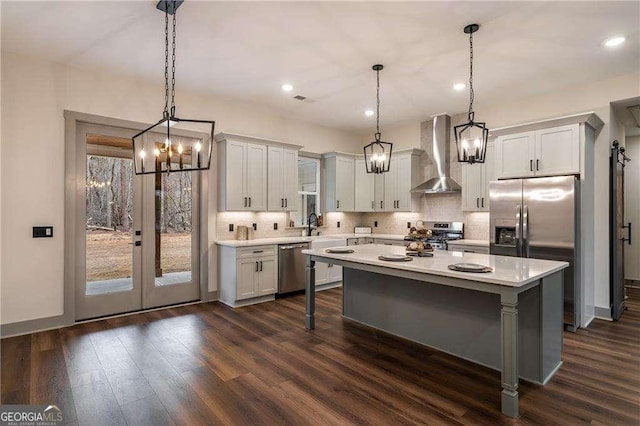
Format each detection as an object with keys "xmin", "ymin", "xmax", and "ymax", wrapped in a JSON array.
[{"xmin": 2, "ymin": 288, "xmax": 639, "ymax": 425}]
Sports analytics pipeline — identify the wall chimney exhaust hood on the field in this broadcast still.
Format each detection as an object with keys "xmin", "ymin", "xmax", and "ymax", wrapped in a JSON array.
[{"xmin": 411, "ymin": 114, "xmax": 462, "ymax": 194}]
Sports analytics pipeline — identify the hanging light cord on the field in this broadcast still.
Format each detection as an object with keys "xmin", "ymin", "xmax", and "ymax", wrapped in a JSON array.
[
  {"xmin": 163, "ymin": 1, "xmax": 177, "ymax": 118},
  {"xmin": 375, "ymin": 67, "xmax": 381, "ymax": 141},
  {"xmin": 468, "ymin": 29, "xmax": 474, "ymax": 121}
]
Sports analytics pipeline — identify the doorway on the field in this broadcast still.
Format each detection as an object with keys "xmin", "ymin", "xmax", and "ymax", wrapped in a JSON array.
[{"xmin": 76, "ymin": 123, "xmax": 201, "ymax": 320}]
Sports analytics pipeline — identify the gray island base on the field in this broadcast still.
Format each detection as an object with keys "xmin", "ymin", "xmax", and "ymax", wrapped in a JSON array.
[{"xmin": 302, "ymin": 244, "xmax": 569, "ymax": 418}]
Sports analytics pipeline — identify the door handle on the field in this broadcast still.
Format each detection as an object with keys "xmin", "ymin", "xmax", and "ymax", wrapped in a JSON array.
[
  {"xmin": 515, "ymin": 204, "xmax": 522, "ymax": 257},
  {"xmin": 536, "ymin": 159, "xmax": 540, "ymax": 171},
  {"xmin": 281, "ymin": 198, "xmax": 284, "ymax": 208},
  {"xmin": 523, "ymin": 205, "xmax": 529, "ymax": 258},
  {"xmin": 260, "ymin": 261, "xmax": 263, "ymax": 272},
  {"xmin": 381, "ymin": 201, "xmax": 384, "ymax": 209},
  {"xmin": 285, "ymin": 198, "xmax": 287, "ymax": 208},
  {"xmin": 249, "ymin": 197, "xmax": 252, "ymax": 207},
  {"xmin": 530, "ymin": 160, "xmax": 533, "ymax": 172},
  {"xmin": 244, "ymin": 197, "xmax": 247, "ymax": 207},
  {"xmin": 476, "ymin": 198, "xmax": 480, "ymax": 208},
  {"xmin": 623, "ymin": 222, "xmax": 632, "ymax": 245},
  {"xmin": 256, "ymin": 261, "xmax": 259, "ymax": 272},
  {"xmin": 481, "ymin": 198, "xmax": 484, "ymax": 208},
  {"xmin": 337, "ymin": 200, "xmax": 340, "ymax": 209}
]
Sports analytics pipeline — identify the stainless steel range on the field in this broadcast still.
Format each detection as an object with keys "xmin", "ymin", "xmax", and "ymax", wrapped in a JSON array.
[{"xmin": 404, "ymin": 221, "xmax": 464, "ymax": 250}]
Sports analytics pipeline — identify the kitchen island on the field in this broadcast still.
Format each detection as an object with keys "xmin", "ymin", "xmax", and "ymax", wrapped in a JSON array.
[{"xmin": 302, "ymin": 244, "xmax": 569, "ymax": 418}]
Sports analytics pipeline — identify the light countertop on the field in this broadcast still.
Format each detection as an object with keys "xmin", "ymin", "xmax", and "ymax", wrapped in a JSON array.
[
  {"xmin": 302, "ymin": 244, "xmax": 568, "ymax": 288},
  {"xmin": 447, "ymin": 239, "xmax": 490, "ymax": 247},
  {"xmin": 215, "ymin": 233, "xmax": 406, "ymax": 247}
]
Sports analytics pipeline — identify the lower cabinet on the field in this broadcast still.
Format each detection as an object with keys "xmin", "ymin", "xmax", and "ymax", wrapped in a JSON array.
[
  {"xmin": 446, "ymin": 243, "xmax": 490, "ymax": 254},
  {"xmin": 219, "ymin": 245, "xmax": 278, "ymax": 307},
  {"xmin": 373, "ymin": 238, "xmax": 409, "ymax": 247},
  {"xmin": 311, "ymin": 239, "xmax": 346, "ymax": 288}
]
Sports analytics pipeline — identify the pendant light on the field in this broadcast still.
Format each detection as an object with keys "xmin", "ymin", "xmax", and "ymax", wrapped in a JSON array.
[
  {"xmin": 132, "ymin": 0, "xmax": 214, "ymax": 175},
  {"xmin": 364, "ymin": 64, "xmax": 393, "ymax": 174},
  {"xmin": 454, "ymin": 24, "xmax": 489, "ymax": 164}
]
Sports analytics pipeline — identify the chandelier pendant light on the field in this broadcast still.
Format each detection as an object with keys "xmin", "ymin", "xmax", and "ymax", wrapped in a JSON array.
[
  {"xmin": 454, "ymin": 24, "xmax": 489, "ymax": 164},
  {"xmin": 364, "ymin": 64, "xmax": 393, "ymax": 174},
  {"xmin": 132, "ymin": 0, "xmax": 214, "ymax": 175}
]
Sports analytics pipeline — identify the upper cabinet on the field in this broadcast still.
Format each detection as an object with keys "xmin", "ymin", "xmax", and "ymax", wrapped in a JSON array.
[
  {"xmin": 495, "ymin": 123, "xmax": 580, "ymax": 179},
  {"xmin": 267, "ymin": 146, "xmax": 298, "ymax": 211},
  {"xmin": 216, "ymin": 133, "xmax": 301, "ymax": 212},
  {"xmin": 354, "ymin": 157, "xmax": 375, "ymax": 212},
  {"xmin": 462, "ymin": 143, "xmax": 494, "ymax": 212},
  {"xmin": 324, "ymin": 153, "xmax": 355, "ymax": 212},
  {"xmin": 324, "ymin": 149, "xmax": 423, "ymax": 213}
]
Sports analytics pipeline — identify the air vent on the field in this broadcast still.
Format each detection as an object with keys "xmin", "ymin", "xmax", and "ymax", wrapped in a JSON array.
[{"xmin": 293, "ymin": 95, "xmax": 306, "ymax": 101}]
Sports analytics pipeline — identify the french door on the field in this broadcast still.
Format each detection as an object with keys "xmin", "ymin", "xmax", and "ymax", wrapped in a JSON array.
[{"xmin": 76, "ymin": 123, "xmax": 200, "ymax": 320}]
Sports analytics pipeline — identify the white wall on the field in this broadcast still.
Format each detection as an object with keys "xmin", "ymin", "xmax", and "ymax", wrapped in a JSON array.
[
  {"xmin": 625, "ymin": 135, "xmax": 640, "ymax": 281},
  {"xmin": 0, "ymin": 52, "xmax": 361, "ymax": 325}
]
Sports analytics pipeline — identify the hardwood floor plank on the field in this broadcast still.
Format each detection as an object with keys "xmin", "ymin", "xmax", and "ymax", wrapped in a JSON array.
[{"xmin": 2, "ymin": 286, "xmax": 639, "ymax": 424}]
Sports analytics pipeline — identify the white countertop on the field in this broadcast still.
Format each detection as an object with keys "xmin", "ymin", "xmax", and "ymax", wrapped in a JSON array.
[
  {"xmin": 215, "ymin": 233, "xmax": 406, "ymax": 247},
  {"xmin": 302, "ymin": 244, "xmax": 568, "ymax": 288},
  {"xmin": 447, "ymin": 239, "xmax": 490, "ymax": 247}
]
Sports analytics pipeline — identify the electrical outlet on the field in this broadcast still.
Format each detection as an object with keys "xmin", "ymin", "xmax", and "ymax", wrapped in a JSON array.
[
  {"xmin": 374, "ymin": 221, "xmax": 378, "ymax": 227},
  {"xmin": 337, "ymin": 221, "xmax": 340, "ymax": 228},
  {"xmin": 273, "ymin": 223, "xmax": 278, "ymax": 230},
  {"xmin": 407, "ymin": 222, "xmax": 411, "ymax": 228},
  {"xmin": 229, "ymin": 224, "xmax": 234, "ymax": 232},
  {"xmin": 33, "ymin": 226, "xmax": 54, "ymax": 238},
  {"xmin": 252, "ymin": 223, "xmax": 257, "ymax": 231}
]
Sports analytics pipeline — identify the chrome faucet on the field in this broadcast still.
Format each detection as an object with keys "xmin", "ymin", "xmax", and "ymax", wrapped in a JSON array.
[{"xmin": 307, "ymin": 212, "xmax": 319, "ymax": 237}]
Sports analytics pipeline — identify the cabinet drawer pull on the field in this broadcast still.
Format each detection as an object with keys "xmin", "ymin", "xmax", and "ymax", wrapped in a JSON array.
[
  {"xmin": 463, "ymin": 250, "xmax": 476, "ymax": 253},
  {"xmin": 530, "ymin": 160, "xmax": 533, "ymax": 172},
  {"xmin": 253, "ymin": 250, "xmax": 264, "ymax": 254},
  {"xmin": 536, "ymin": 159, "xmax": 540, "ymax": 171}
]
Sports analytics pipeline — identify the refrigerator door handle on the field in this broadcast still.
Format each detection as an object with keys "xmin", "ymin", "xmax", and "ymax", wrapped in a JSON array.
[
  {"xmin": 523, "ymin": 205, "xmax": 529, "ymax": 258},
  {"xmin": 515, "ymin": 204, "xmax": 522, "ymax": 257}
]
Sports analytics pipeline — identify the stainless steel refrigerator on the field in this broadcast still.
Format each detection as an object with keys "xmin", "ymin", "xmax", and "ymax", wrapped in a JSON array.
[{"xmin": 490, "ymin": 175, "xmax": 580, "ymax": 331}]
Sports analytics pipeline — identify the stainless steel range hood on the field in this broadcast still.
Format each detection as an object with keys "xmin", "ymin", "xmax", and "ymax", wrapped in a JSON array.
[{"xmin": 411, "ymin": 114, "xmax": 461, "ymax": 194}]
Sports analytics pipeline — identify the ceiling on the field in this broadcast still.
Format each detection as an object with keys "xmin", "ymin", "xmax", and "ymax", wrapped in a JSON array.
[{"xmin": 2, "ymin": 1, "xmax": 639, "ymax": 132}]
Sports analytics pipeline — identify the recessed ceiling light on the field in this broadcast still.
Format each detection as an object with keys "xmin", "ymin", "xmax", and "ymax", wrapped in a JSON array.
[
  {"xmin": 453, "ymin": 83, "xmax": 466, "ymax": 91},
  {"xmin": 603, "ymin": 36, "xmax": 626, "ymax": 48},
  {"xmin": 365, "ymin": 110, "xmax": 375, "ymax": 117},
  {"xmin": 281, "ymin": 83, "xmax": 294, "ymax": 92}
]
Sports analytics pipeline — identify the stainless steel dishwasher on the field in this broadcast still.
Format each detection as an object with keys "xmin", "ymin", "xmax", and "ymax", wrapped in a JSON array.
[{"xmin": 278, "ymin": 243, "xmax": 310, "ymax": 294}]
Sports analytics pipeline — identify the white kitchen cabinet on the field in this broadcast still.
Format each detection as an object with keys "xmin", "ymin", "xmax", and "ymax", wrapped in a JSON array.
[
  {"xmin": 378, "ymin": 150, "xmax": 423, "ymax": 212},
  {"xmin": 324, "ymin": 153, "xmax": 355, "ymax": 212},
  {"xmin": 447, "ymin": 242, "xmax": 490, "ymax": 254},
  {"xmin": 495, "ymin": 124, "xmax": 579, "ymax": 179},
  {"xmin": 373, "ymin": 238, "xmax": 408, "ymax": 247},
  {"xmin": 217, "ymin": 133, "xmax": 302, "ymax": 212},
  {"xmin": 355, "ymin": 158, "xmax": 375, "ymax": 211},
  {"xmin": 311, "ymin": 239, "xmax": 346, "ymax": 288},
  {"xmin": 462, "ymin": 143, "xmax": 494, "ymax": 212},
  {"xmin": 219, "ymin": 245, "xmax": 278, "ymax": 307},
  {"xmin": 268, "ymin": 146, "xmax": 298, "ymax": 211}
]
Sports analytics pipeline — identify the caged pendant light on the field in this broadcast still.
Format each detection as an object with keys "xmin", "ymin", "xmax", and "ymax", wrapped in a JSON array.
[
  {"xmin": 454, "ymin": 24, "xmax": 489, "ymax": 164},
  {"xmin": 364, "ymin": 64, "xmax": 393, "ymax": 174},
  {"xmin": 132, "ymin": 0, "xmax": 214, "ymax": 175}
]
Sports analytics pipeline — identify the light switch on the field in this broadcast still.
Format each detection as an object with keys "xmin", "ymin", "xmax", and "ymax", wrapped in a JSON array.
[{"xmin": 33, "ymin": 226, "xmax": 54, "ymax": 238}]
